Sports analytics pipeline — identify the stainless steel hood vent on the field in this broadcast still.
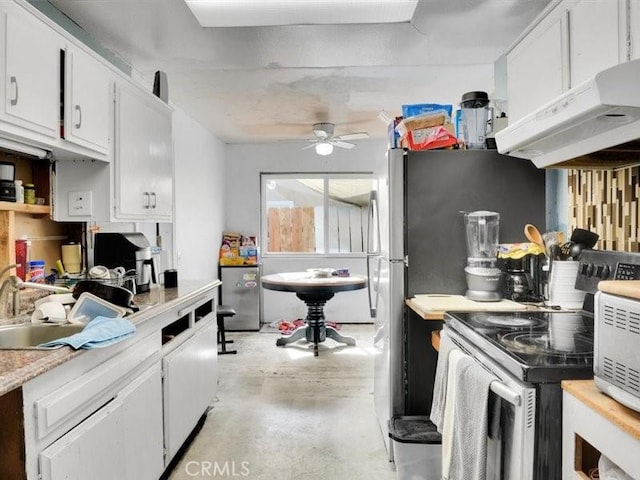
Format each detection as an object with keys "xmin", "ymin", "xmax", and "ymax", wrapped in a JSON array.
[{"xmin": 496, "ymin": 59, "xmax": 640, "ymax": 169}]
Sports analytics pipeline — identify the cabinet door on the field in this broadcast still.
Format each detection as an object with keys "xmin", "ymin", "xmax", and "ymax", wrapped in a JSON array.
[
  {"xmin": 39, "ymin": 364, "xmax": 164, "ymax": 480},
  {"xmin": 569, "ymin": 0, "xmax": 626, "ymax": 87},
  {"xmin": 145, "ymin": 97, "xmax": 173, "ymax": 220},
  {"xmin": 0, "ymin": 5, "xmax": 60, "ymax": 138},
  {"xmin": 631, "ymin": 0, "xmax": 640, "ymax": 60},
  {"xmin": 507, "ymin": 8, "xmax": 569, "ymax": 123},
  {"xmin": 163, "ymin": 321, "xmax": 218, "ymax": 463},
  {"xmin": 63, "ymin": 44, "xmax": 112, "ymax": 158},
  {"xmin": 115, "ymin": 83, "xmax": 173, "ymax": 221}
]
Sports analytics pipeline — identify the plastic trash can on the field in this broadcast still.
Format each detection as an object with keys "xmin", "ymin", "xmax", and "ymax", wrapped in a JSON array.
[{"xmin": 389, "ymin": 415, "xmax": 442, "ymax": 480}]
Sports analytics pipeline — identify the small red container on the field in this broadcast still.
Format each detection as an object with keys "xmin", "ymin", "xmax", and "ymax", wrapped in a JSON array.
[{"xmin": 15, "ymin": 239, "xmax": 29, "ymax": 280}]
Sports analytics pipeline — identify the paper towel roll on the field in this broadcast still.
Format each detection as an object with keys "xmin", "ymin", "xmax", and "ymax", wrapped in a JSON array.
[{"xmin": 61, "ymin": 244, "xmax": 82, "ymax": 273}]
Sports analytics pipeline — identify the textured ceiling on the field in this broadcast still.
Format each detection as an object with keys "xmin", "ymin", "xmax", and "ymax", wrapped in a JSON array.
[{"xmin": 47, "ymin": 0, "xmax": 552, "ymax": 144}]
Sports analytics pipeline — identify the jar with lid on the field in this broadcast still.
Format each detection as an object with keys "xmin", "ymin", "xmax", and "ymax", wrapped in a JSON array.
[
  {"xmin": 14, "ymin": 180, "xmax": 23, "ymax": 203},
  {"xmin": 24, "ymin": 183, "xmax": 35, "ymax": 204}
]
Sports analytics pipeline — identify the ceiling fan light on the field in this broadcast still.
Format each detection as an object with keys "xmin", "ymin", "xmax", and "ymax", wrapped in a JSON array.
[{"xmin": 315, "ymin": 142, "xmax": 334, "ymax": 156}]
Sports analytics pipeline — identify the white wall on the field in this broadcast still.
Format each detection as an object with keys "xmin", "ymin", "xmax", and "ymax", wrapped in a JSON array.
[
  {"xmin": 226, "ymin": 140, "xmax": 387, "ymax": 324},
  {"xmin": 173, "ymin": 109, "xmax": 226, "ymax": 281}
]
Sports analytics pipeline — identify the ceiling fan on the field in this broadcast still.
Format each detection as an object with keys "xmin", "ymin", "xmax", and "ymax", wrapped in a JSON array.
[{"xmin": 302, "ymin": 123, "xmax": 369, "ymax": 156}]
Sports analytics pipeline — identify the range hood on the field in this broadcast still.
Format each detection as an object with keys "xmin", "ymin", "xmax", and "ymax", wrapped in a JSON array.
[{"xmin": 496, "ymin": 58, "xmax": 640, "ymax": 169}]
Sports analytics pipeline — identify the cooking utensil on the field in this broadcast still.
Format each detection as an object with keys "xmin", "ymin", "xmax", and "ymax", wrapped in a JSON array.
[
  {"xmin": 72, "ymin": 280, "xmax": 135, "ymax": 309},
  {"xmin": 524, "ymin": 224, "xmax": 545, "ymax": 249},
  {"xmin": 570, "ymin": 228, "xmax": 599, "ymax": 248},
  {"xmin": 560, "ymin": 241, "xmax": 575, "ymax": 259},
  {"xmin": 570, "ymin": 243, "xmax": 585, "ymax": 259}
]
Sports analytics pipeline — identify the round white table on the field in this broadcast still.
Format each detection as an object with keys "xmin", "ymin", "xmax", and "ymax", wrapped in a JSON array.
[{"xmin": 261, "ymin": 272, "xmax": 367, "ymax": 356}]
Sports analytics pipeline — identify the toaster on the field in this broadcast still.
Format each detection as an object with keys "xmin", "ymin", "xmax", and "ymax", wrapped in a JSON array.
[{"xmin": 594, "ymin": 291, "xmax": 640, "ymax": 412}]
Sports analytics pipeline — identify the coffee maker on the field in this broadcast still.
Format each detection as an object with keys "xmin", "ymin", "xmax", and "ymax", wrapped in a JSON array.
[{"xmin": 94, "ymin": 232, "xmax": 157, "ymax": 293}]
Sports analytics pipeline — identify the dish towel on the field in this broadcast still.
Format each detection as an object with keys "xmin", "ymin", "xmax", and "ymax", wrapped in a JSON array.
[
  {"xmin": 441, "ymin": 349, "xmax": 466, "ymax": 480},
  {"xmin": 38, "ymin": 316, "xmax": 136, "ymax": 349},
  {"xmin": 446, "ymin": 354, "xmax": 496, "ymax": 480},
  {"xmin": 430, "ymin": 329, "xmax": 455, "ymax": 430}
]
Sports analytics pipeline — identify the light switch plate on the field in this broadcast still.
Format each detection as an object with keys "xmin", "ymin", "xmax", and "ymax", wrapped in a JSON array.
[{"xmin": 68, "ymin": 190, "xmax": 93, "ymax": 216}]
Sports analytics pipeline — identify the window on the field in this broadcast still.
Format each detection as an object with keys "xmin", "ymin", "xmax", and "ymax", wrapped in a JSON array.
[{"xmin": 261, "ymin": 173, "xmax": 375, "ymax": 255}]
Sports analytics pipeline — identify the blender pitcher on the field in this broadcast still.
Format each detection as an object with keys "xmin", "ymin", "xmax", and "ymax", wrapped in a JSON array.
[
  {"xmin": 460, "ymin": 91, "xmax": 493, "ymax": 150},
  {"xmin": 463, "ymin": 210, "xmax": 503, "ymax": 301}
]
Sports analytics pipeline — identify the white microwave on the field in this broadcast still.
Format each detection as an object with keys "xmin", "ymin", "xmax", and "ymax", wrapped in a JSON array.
[{"xmin": 594, "ymin": 291, "xmax": 640, "ymax": 412}]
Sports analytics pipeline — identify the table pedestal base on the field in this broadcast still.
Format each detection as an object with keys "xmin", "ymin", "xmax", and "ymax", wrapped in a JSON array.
[{"xmin": 275, "ymin": 292, "xmax": 356, "ymax": 356}]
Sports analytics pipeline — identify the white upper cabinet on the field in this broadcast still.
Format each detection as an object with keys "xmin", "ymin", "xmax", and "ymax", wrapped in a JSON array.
[
  {"xmin": 506, "ymin": 0, "xmax": 633, "ymax": 122},
  {"xmin": 507, "ymin": 6, "xmax": 569, "ymax": 123},
  {"xmin": 631, "ymin": 0, "xmax": 640, "ymax": 60},
  {"xmin": 115, "ymin": 82, "xmax": 173, "ymax": 222},
  {"xmin": 0, "ymin": 3, "xmax": 61, "ymax": 139},
  {"xmin": 568, "ymin": 0, "xmax": 627, "ymax": 87},
  {"xmin": 63, "ymin": 44, "xmax": 112, "ymax": 159}
]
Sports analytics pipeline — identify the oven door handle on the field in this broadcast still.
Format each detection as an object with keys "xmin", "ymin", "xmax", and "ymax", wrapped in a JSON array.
[{"xmin": 490, "ymin": 381, "xmax": 521, "ymax": 406}]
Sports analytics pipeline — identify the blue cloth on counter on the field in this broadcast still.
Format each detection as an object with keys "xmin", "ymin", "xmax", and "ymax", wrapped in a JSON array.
[{"xmin": 38, "ymin": 316, "xmax": 136, "ymax": 349}]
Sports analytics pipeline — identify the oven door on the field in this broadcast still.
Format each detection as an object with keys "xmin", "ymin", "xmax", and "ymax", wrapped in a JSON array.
[{"xmin": 447, "ymin": 328, "xmax": 536, "ymax": 480}]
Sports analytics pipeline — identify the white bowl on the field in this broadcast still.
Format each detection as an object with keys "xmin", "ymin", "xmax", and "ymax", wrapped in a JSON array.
[{"xmin": 306, "ymin": 268, "xmax": 335, "ymax": 278}]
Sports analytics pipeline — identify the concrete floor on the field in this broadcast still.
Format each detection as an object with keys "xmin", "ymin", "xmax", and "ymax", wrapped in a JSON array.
[{"xmin": 166, "ymin": 324, "xmax": 396, "ymax": 480}]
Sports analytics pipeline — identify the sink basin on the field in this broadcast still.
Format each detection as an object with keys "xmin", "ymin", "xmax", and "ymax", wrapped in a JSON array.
[{"xmin": 0, "ymin": 323, "xmax": 85, "ymax": 349}]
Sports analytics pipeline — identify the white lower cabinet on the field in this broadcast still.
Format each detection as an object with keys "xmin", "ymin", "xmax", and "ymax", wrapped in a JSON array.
[
  {"xmin": 563, "ymin": 387, "xmax": 640, "ymax": 479},
  {"xmin": 18, "ymin": 288, "xmax": 219, "ymax": 480},
  {"xmin": 38, "ymin": 363, "xmax": 164, "ymax": 480},
  {"xmin": 163, "ymin": 320, "xmax": 218, "ymax": 464}
]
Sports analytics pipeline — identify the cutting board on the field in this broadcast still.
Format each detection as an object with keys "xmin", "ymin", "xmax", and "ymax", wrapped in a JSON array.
[
  {"xmin": 411, "ymin": 294, "xmax": 528, "ymax": 314},
  {"xmin": 598, "ymin": 280, "xmax": 640, "ymax": 301}
]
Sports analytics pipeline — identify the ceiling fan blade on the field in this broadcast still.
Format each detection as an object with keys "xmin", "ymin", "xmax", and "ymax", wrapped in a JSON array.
[
  {"xmin": 333, "ymin": 132, "xmax": 369, "ymax": 141},
  {"xmin": 331, "ymin": 140, "xmax": 356, "ymax": 149},
  {"xmin": 301, "ymin": 143, "xmax": 317, "ymax": 150}
]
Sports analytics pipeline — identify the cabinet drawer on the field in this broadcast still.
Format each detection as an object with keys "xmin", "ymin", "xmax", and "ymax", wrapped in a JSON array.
[
  {"xmin": 39, "ymin": 363, "xmax": 163, "ymax": 480},
  {"xmin": 34, "ymin": 334, "xmax": 159, "ymax": 440}
]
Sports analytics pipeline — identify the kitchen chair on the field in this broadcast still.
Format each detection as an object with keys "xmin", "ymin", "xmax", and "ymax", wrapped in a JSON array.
[{"xmin": 217, "ymin": 305, "xmax": 237, "ymax": 355}]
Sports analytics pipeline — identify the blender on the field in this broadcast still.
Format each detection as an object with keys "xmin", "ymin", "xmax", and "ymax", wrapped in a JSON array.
[
  {"xmin": 460, "ymin": 91, "xmax": 493, "ymax": 149},
  {"xmin": 464, "ymin": 210, "xmax": 503, "ymax": 301}
]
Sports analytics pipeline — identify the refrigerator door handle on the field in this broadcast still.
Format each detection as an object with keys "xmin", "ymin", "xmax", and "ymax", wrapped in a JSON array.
[
  {"xmin": 366, "ymin": 255, "xmax": 376, "ymax": 317},
  {"xmin": 366, "ymin": 255, "xmax": 380, "ymax": 318},
  {"xmin": 367, "ymin": 190, "xmax": 380, "ymax": 256}
]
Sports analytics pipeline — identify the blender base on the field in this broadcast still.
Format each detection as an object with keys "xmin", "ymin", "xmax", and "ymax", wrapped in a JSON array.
[{"xmin": 465, "ymin": 289, "xmax": 502, "ymax": 302}]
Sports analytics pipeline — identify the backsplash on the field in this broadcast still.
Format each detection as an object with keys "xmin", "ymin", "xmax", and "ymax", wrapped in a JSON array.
[{"xmin": 569, "ymin": 167, "xmax": 639, "ymax": 252}]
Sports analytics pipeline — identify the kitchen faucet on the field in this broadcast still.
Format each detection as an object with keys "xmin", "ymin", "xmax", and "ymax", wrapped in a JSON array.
[{"xmin": 0, "ymin": 264, "xmax": 71, "ymax": 318}]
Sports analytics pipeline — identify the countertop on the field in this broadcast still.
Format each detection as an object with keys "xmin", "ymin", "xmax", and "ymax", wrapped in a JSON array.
[
  {"xmin": 562, "ymin": 380, "xmax": 640, "ymax": 441},
  {"xmin": 405, "ymin": 295, "xmax": 551, "ymax": 321},
  {"xmin": 0, "ymin": 279, "xmax": 221, "ymax": 397}
]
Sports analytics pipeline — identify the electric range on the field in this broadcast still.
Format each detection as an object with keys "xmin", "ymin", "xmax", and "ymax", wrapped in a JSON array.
[
  {"xmin": 439, "ymin": 249, "xmax": 640, "ymax": 479},
  {"xmin": 445, "ymin": 310, "xmax": 594, "ymax": 383}
]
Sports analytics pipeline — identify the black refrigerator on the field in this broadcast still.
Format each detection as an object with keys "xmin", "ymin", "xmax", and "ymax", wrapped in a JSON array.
[{"xmin": 370, "ymin": 148, "xmax": 546, "ymax": 457}]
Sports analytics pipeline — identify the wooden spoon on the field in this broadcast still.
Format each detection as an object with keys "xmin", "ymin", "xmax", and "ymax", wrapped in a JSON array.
[{"xmin": 524, "ymin": 224, "xmax": 545, "ymax": 248}]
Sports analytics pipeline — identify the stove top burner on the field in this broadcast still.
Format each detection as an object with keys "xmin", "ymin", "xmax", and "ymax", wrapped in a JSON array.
[
  {"xmin": 445, "ymin": 310, "xmax": 594, "ymax": 382},
  {"xmin": 480, "ymin": 315, "xmax": 544, "ymax": 328},
  {"xmin": 499, "ymin": 331, "xmax": 593, "ymax": 357}
]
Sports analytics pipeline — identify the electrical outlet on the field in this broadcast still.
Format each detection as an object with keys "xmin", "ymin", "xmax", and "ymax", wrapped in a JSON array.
[{"xmin": 68, "ymin": 190, "xmax": 93, "ymax": 216}]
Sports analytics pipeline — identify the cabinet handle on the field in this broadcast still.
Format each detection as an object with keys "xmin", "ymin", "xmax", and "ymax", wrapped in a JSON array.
[
  {"xmin": 151, "ymin": 192, "xmax": 157, "ymax": 209},
  {"xmin": 75, "ymin": 105, "xmax": 82, "ymax": 129},
  {"xmin": 143, "ymin": 192, "xmax": 151, "ymax": 209},
  {"xmin": 9, "ymin": 76, "xmax": 18, "ymax": 106}
]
